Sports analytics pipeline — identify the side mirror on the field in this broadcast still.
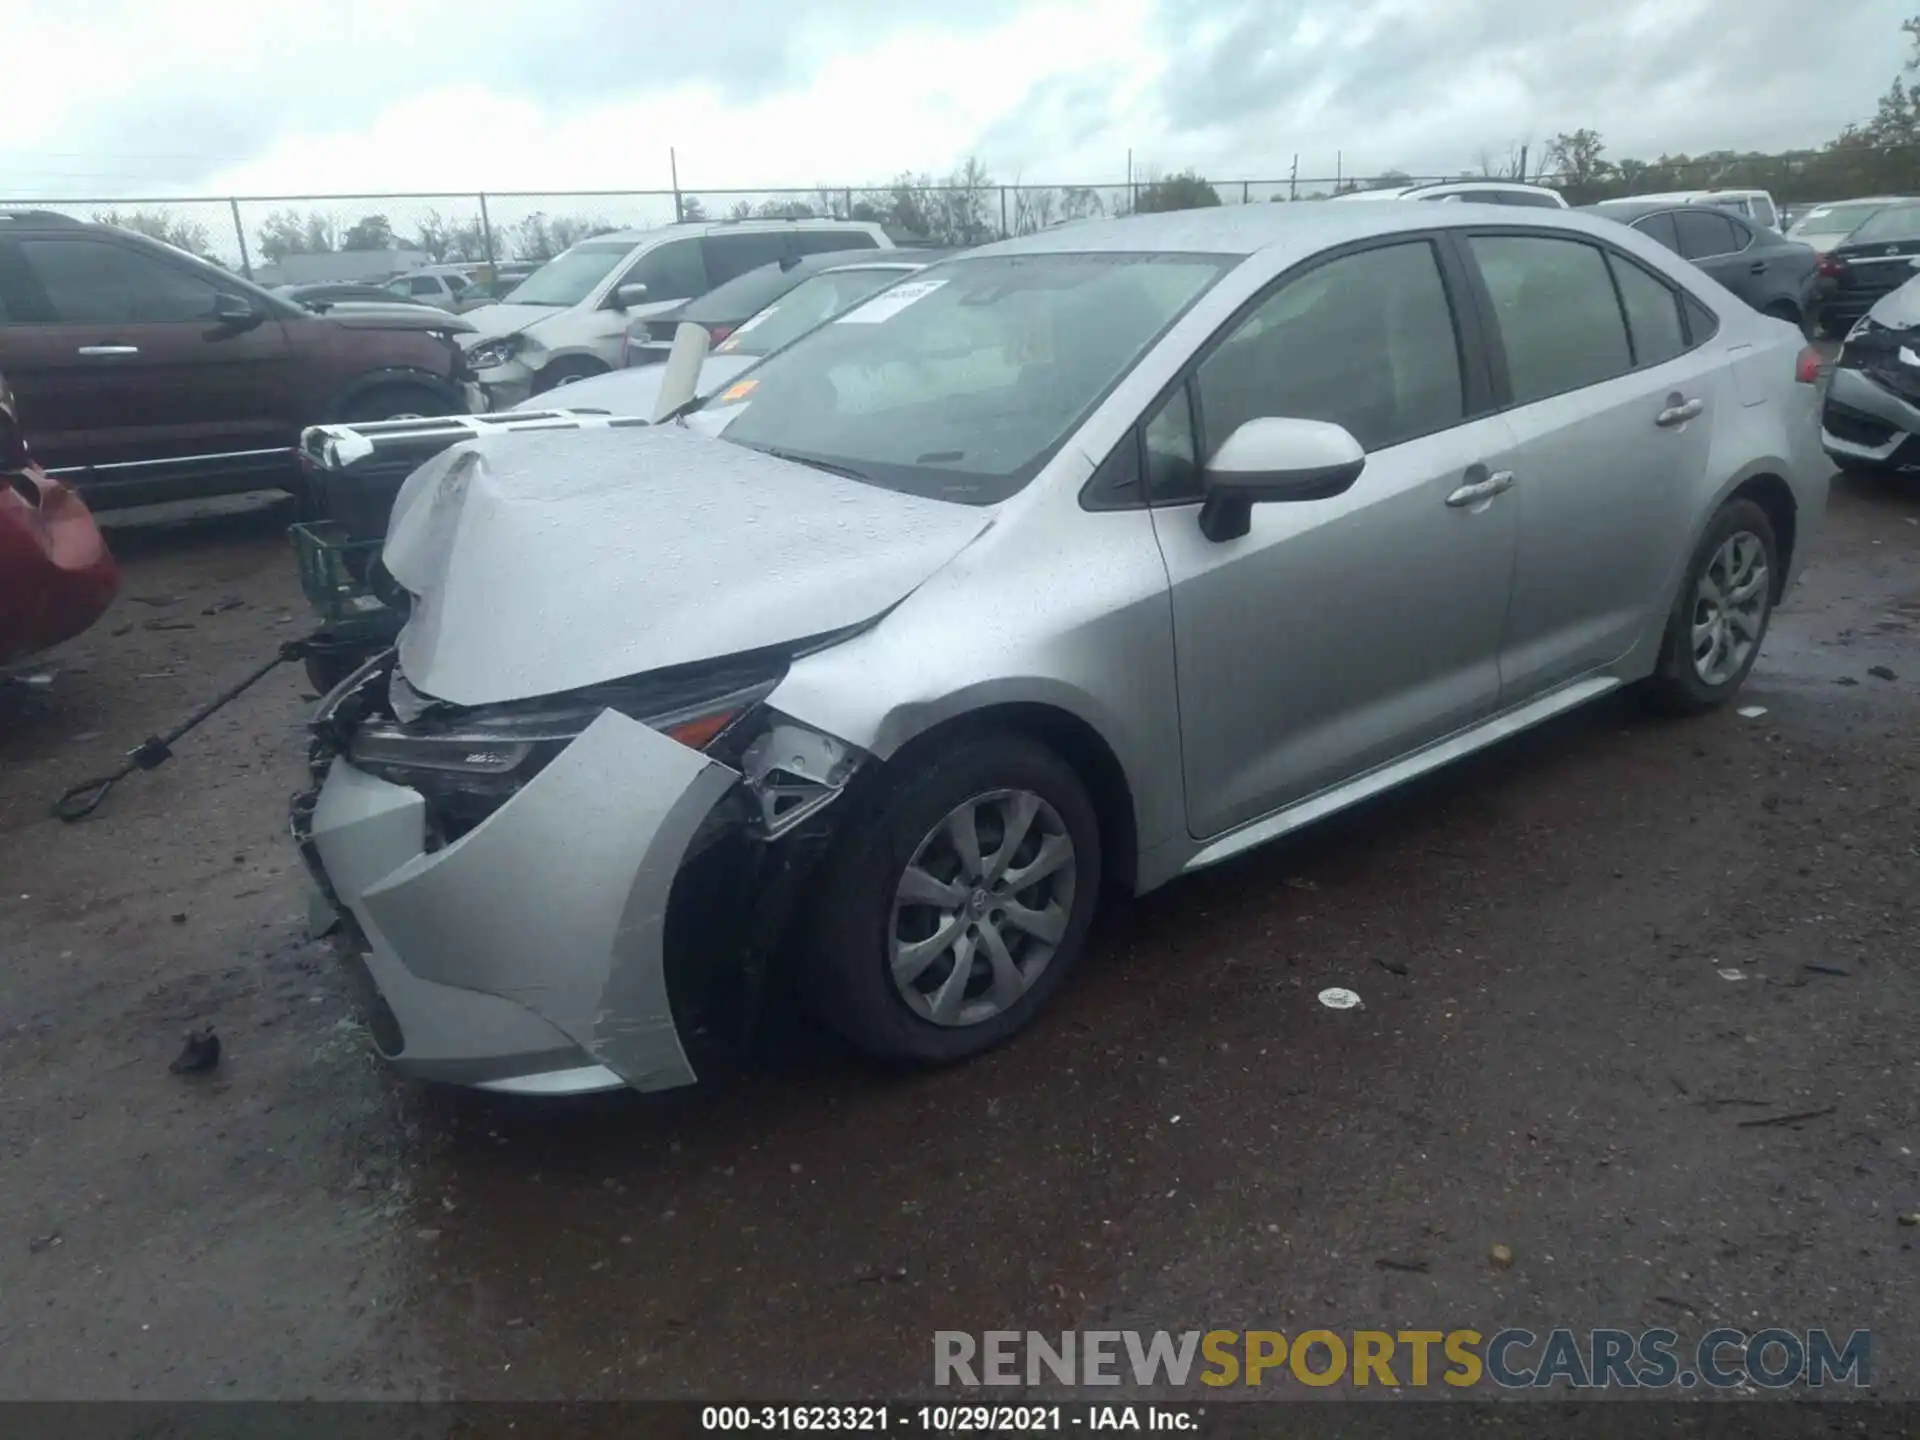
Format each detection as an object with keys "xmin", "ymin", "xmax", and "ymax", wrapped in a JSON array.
[
  {"xmin": 213, "ymin": 293, "xmax": 262, "ymax": 329},
  {"xmin": 613, "ymin": 282, "xmax": 649, "ymax": 310},
  {"xmin": 1197, "ymin": 417, "xmax": 1365, "ymax": 543}
]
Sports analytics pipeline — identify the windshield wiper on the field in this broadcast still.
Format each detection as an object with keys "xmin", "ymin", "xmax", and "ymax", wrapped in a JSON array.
[{"xmin": 750, "ymin": 445, "xmax": 873, "ymax": 483}]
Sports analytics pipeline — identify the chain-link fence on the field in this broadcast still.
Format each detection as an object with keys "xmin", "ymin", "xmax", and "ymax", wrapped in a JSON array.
[{"xmin": 15, "ymin": 147, "xmax": 1920, "ymax": 279}]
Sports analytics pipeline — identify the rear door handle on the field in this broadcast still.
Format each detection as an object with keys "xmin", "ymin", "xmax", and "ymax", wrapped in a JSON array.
[
  {"xmin": 1444, "ymin": 470, "xmax": 1515, "ymax": 508},
  {"xmin": 1656, "ymin": 398, "xmax": 1704, "ymax": 427},
  {"xmin": 1749, "ymin": 261, "xmax": 1768, "ymax": 274},
  {"xmin": 77, "ymin": 345, "xmax": 139, "ymax": 356}
]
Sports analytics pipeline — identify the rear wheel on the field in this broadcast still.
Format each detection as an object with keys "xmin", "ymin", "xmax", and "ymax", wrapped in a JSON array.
[
  {"xmin": 534, "ymin": 358, "xmax": 608, "ymax": 394},
  {"xmin": 805, "ymin": 734, "xmax": 1102, "ymax": 1066},
  {"xmin": 1640, "ymin": 498, "xmax": 1778, "ymax": 715},
  {"xmin": 344, "ymin": 383, "xmax": 453, "ymax": 423}
]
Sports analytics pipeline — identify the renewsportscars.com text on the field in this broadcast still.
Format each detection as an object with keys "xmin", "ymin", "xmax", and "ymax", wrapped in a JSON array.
[{"xmin": 934, "ymin": 1328, "xmax": 1871, "ymax": 1391}]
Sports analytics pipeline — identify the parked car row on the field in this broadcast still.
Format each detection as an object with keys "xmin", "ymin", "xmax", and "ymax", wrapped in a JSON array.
[{"xmin": 292, "ymin": 201, "xmax": 1828, "ymax": 1101}]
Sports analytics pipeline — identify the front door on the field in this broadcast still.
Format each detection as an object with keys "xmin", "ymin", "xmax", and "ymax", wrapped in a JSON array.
[
  {"xmin": 1147, "ymin": 238, "xmax": 1521, "ymax": 840},
  {"xmin": 1460, "ymin": 231, "xmax": 1720, "ymax": 700},
  {"xmin": 0, "ymin": 233, "xmax": 290, "ymax": 474}
]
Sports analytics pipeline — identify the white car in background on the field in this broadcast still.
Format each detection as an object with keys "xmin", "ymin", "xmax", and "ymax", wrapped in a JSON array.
[
  {"xmin": 512, "ymin": 256, "xmax": 946, "ymax": 419},
  {"xmin": 1330, "ymin": 180, "xmax": 1569, "ymax": 208},
  {"xmin": 462, "ymin": 220, "xmax": 892, "ymax": 408}
]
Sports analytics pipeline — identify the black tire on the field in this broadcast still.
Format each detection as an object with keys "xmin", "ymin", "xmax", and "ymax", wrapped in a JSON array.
[
  {"xmin": 805, "ymin": 733, "xmax": 1102, "ymax": 1067},
  {"xmin": 533, "ymin": 358, "xmax": 607, "ymax": 395},
  {"xmin": 344, "ymin": 383, "xmax": 453, "ymax": 423},
  {"xmin": 1640, "ymin": 498, "xmax": 1779, "ymax": 715},
  {"xmin": 303, "ymin": 647, "xmax": 364, "ymax": 695}
]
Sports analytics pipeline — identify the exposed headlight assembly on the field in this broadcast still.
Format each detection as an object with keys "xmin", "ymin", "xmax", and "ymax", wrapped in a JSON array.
[{"xmin": 466, "ymin": 335, "xmax": 524, "ymax": 370}]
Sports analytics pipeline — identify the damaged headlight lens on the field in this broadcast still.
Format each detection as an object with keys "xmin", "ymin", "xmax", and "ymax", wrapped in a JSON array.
[
  {"xmin": 465, "ymin": 335, "xmax": 523, "ymax": 371},
  {"xmin": 347, "ymin": 671, "xmax": 781, "ymax": 842}
]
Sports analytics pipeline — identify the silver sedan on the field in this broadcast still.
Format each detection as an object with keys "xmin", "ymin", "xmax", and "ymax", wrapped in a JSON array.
[{"xmin": 296, "ymin": 202, "xmax": 1827, "ymax": 1096}]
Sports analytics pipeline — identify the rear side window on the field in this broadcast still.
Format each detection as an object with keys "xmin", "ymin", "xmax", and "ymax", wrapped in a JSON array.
[
  {"xmin": 1469, "ymin": 234, "xmax": 1631, "ymax": 405},
  {"xmin": 1630, "ymin": 212, "xmax": 1682, "ymax": 254},
  {"xmin": 1502, "ymin": 190, "xmax": 1566, "ymax": 209},
  {"xmin": 14, "ymin": 238, "xmax": 220, "ymax": 324},
  {"xmin": 621, "ymin": 238, "xmax": 708, "ymax": 303},
  {"xmin": 1194, "ymin": 239, "xmax": 1465, "ymax": 462},
  {"xmin": 790, "ymin": 231, "xmax": 879, "ymax": 257},
  {"xmin": 1673, "ymin": 211, "xmax": 1742, "ymax": 260},
  {"xmin": 701, "ymin": 232, "xmax": 791, "ymax": 286},
  {"xmin": 1606, "ymin": 254, "xmax": 1687, "ymax": 367}
]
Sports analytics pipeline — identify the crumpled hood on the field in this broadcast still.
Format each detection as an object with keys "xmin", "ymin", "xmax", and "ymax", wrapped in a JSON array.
[
  {"xmin": 507, "ymin": 355, "xmax": 754, "ymax": 416},
  {"xmin": 459, "ymin": 303, "xmax": 561, "ymax": 345},
  {"xmin": 1867, "ymin": 272, "xmax": 1920, "ymax": 331},
  {"xmin": 382, "ymin": 424, "xmax": 993, "ymax": 706}
]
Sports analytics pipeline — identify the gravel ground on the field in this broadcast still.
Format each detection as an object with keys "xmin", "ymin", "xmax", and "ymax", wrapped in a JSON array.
[{"xmin": 0, "ymin": 472, "xmax": 1915, "ymax": 1410}]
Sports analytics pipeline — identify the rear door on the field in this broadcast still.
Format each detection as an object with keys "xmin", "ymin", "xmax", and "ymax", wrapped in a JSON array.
[
  {"xmin": 0, "ymin": 233, "xmax": 291, "ymax": 476},
  {"xmin": 1672, "ymin": 210, "xmax": 1762, "ymax": 305},
  {"xmin": 1460, "ymin": 230, "xmax": 1720, "ymax": 700}
]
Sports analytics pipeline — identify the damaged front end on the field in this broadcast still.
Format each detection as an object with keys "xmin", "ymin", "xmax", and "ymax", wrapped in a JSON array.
[
  {"xmin": 290, "ymin": 643, "xmax": 867, "ymax": 1095},
  {"xmin": 1824, "ymin": 287, "xmax": 1920, "ymax": 470}
]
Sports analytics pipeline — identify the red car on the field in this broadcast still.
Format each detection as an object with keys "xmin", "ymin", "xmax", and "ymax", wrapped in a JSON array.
[{"xmin": 0, "ymin": 373, "xmax": 118, "ymax": 665}]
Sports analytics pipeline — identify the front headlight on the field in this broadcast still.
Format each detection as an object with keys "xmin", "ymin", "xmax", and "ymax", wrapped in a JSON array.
[
  {"xmin": 346, "ymin": 672, "xmax": 782, "ymax": 841},
  {"xmin": 466, "ymin": 335, "xmax": 523, "ymax": 370},
  {"xmin": 1846, "ymin": 315, "xmax": 1876, "ymax": 344}
]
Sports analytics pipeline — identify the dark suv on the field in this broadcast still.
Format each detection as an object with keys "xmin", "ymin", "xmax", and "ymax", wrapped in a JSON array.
[{"xmin": 0, "ymin": 210, "xmax": 478, "ymax": 508}]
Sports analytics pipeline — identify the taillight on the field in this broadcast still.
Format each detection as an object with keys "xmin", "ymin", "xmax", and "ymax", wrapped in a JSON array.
[
  {"xmin": 1794, "ymin": 345, "xmax": 1825, "ymax": 384},
  {"xmin": 1816, "ymin": 254, "xmax": 1846, "ymax": 277}
]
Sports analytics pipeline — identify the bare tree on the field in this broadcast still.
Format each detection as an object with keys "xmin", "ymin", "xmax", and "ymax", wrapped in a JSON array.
[{"xmin": 92, "ymin": 208, "xmax": 211, "ymax": 255}]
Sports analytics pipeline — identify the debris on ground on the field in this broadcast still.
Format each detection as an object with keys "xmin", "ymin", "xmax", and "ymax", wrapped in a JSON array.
[
  {"xmin": 1284, "ymin": 877, "xmax": 1320, "ymax": 891},
  {"xmin": 1717, "ymin": 968, "xmax": 1747, "ymax": 981},
  {"xmin": 1736, "ymin": 705, "xmax": 1769, "ymax": 719},
  {"xmin": 27, "ymin": 1228, "xmax": 61, "ymax": 1254},
  {"xmin": 1802, "ymin": 964, "xmax": 1851, "ymax": 977},
  {"xmin": 1868, "ymin": 666, "xmax": 1898, "ymax": 681},
  {"xmin": 22, "ymin": 673, "xmax": 54, "ymax": 688},
  {"xmin": 1317, "ymin": 987, "xmax": 1363, "ymax": 1010},
  {"xmin": 168, "ymin": 1026, "xmax": 221, "ymax": 1076},
  {"xmin": 1374, "ymin": 1256, "xmax": 1430, "ymax": 1273},
  {"xmin": 142, "ymin": 619, "xmax": 195, "ymax": 632},
  {"xmin": 1735, "ymin": 1106, "xmax": 1838, "ymax": 1129},
  {"xmin": 1374, "ymin": 957, "xmax": 1410, "ymax": 976},
  {"xmin": 1898, "ymin": 1212, "xmax": 1920, "ymax": 1228},
  {"xmin": 1489, "ymin": 1244, "xmax": 1514, "ymax": 1269},
  {"xmin": 201, "ymin": 598, "xmax": 246, "ymax": 616}
]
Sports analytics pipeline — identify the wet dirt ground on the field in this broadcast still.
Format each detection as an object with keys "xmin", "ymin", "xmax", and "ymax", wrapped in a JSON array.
[{"xmin": 0, "ymin": 474, "xmax": 1916, "ymax": 1407}]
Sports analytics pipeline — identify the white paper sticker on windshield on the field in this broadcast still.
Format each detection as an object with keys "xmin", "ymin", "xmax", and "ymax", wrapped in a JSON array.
[
  {"xmin": 730, "ymin": 309, "xmax": 774, "ymax": 337},
  {"xmin": 836, "ymin": 279, "xmax": 947, "ymax": 324}
]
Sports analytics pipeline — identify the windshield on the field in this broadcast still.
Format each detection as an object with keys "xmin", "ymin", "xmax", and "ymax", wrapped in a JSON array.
[
  {"xmin": 1848, "ymin": 204, "xmax": 1920, "ymax": 245},
  {"xmin": 715, "ymin": 269, "xmax": 912, "ymax": 358},
  {"xmin": 500, "ymin": 241, "xmax": 632, "ymax": 306},
  {"xmin": 685, "ymin": 252, "xmax": 1230, "ymax": 505},
  {"xmin": 1789, "ymin": 201, "xmax": 1889, "ymax": 239}
]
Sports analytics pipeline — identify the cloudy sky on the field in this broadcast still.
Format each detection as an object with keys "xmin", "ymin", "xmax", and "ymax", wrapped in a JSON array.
[{"xmin": 0, "ymin": 0, "xmax": 1907, "ymax": 203}]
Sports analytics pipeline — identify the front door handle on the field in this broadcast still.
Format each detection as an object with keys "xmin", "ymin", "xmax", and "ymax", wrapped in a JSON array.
[
  {"xmin": 1656, "ymin": 397, "xmax": 1704, "ymax": 428},
  {"xmin": 77, "ymin": 345, "xmax": 140, "ymax": 357},
  {"xmin": 1444, "ymin": 470, "xmax": 1515, "ymax": 508},
  {"xmin": 1749, "ymin": 261, "xmax": 1768, "ymax": 274}
]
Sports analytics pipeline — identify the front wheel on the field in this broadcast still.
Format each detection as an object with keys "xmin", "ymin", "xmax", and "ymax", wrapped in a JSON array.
[
  {"xmin": 1640, "ymin": 498, "xmax": 1779, "ymax": 715},
  {"xmin": 533, "ymin": 358, "xmax": 607, "ymax": 394},
  {"xmin": 805, "ymin": 734, "xmax": 1102, "ymax": 1066},
  {"xmin": 344, "ymin": 383, "xmax": 453, "ymax": 423}
]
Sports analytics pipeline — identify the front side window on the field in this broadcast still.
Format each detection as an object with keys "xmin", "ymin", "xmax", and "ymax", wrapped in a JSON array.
[
  {"xmin": 1672, "ymin": 211, "xmax": 1742, "ymax": 260},
  {"xmin": 1469, "ymin": 234, "xmax": 1631, "ymax": 405},
  {"xmin": 716, "ymin": 268, "xmax": 907, "ymax": 357},
  {"xmin": 702, "ymin": 233, "xmax": 791, "ymax": 286},
  {"xmin": 501, "ymin": 241, "xmax": 633, "ymax": 306},
  {"xmin": 1195, "ymin": 239, "xmax": 1465, "ymax": 466},
  {"xmin": 619, "ymin": 239, "xmax": 707, "ymax": 304},
  {"xmin": 686, "ymin": 252, "xmax": 1230, "ymax": 505},
  {"xmin": 1607, "ymin": 254, "xmax": 1687, "ymax": 367},
  {"xmin": 15, "ymin": 239, "xmax": 220, "ymax": 324}
]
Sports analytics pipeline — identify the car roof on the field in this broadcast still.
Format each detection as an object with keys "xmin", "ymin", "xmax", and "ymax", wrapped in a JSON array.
[
  {"xmin": 587, "ymin": 218, "xmax": 886, "ymax": 246},
  {"xmin": 1628, "ymin": 188, "xmax": 1771, "ymax": 203},
  {"xmin": 1334, "ymin": 180, "xmax": 1561, "ymax": 202},
  {"xmin": 1584, "ymin": 199, "xmax": 1750, "ymax": 222},
  {"xmin": 965, "ymin": 201, "xmax": 1606, "ymax": 261}
]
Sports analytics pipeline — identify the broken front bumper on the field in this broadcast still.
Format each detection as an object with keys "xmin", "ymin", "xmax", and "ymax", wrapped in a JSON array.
[
  {"xmin": 302, "ymin": 710, "xmax": 739, "ymax": 1095},
  {"xmin": 1823, "ymin": 363, "xmax": 1920, "ymax": 470}
]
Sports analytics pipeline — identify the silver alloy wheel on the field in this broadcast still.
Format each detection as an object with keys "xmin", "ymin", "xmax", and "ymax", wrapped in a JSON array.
[
  {"xmin": 889, "ymin": 788, "xmax": 1076, "ymax": 1027},
  {"xmin": 1691, "ymin": 530, "xmax": 1770, "ymax": 686}
]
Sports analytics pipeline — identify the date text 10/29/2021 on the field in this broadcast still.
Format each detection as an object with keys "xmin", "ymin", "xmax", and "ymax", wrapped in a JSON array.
[{"xmin": 702, "ymin": 1407, "xmax": 1192, "ymax": 1432}]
